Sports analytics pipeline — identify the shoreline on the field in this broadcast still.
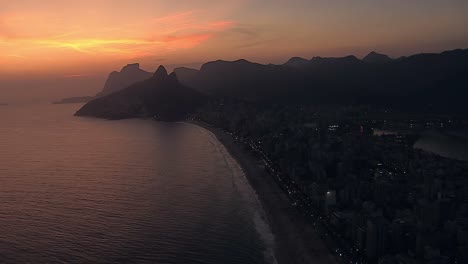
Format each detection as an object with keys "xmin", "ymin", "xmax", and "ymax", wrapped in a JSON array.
[{"xmin": 191, "ymin": 121, "xmax": 338, "ymax": 264}]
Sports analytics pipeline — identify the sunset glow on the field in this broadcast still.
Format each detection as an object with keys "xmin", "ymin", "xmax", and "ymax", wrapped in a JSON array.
[
  {"xmin": 0, "ymin": 8, "xmax": 234, "ymax": 73},
  {"xmin": 1, "ymin": 0, "xmax": 467, "ymax": 102}
]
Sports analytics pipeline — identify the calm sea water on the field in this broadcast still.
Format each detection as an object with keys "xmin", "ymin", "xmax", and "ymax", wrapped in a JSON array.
[
  {"xmin": 374, "ymin": 128, "xmax": 468, "ymax": 161},
  {"xmin": 0, "ymin": 104, "xmax": 274, "ymax": 264},
  {"xmin": 414, "ymin": 129, "xmax": 468, "ymax": 161}
]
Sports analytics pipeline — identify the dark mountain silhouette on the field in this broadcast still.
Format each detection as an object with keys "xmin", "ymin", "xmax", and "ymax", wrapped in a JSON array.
[
  {"xmin": 77, "ymin": 49, "xmax": 468, "ymax": 120},
  {"xmin": 281, "ymin": 55, "xmax": 362, "ymax": 71},
  {"xmin": 174, "ymin": 55, "xmax": 366, "ymax": 103},
  {"xmin": 361, "ymin": 49, "xmax": 468, "ymax": 113},
  {"xmin": 283, "ymin": 57, "xmax": 309, "ymax": 69},
  {"xmin": 362, "ymin": 51, "xmax": 393, "ymax": 63},
  {"xmin": 307, "ymin": 55, "xmax": 361, "ymax": 68},
  {"xmin": 97, "ymin": 63, "xmax": 152, "ymax": 97},
  {"xmin": 76, "ymin": 66, "xmax": 208, "ymax": 120},
  {"xmin": 174, "ymin": 49, "xmax": 468, "ymax": 113},
  {"xmin": 177, "ymin": 59, "xmax": 307, "ymax": 102},
  {"xmin": 172, "ymin": 67, "xmax": 203, "ymax": 92}
]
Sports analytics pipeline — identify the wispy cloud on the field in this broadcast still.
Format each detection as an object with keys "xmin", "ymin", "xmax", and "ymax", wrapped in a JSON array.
[
  {"xmin": 63, "ymin": 73, "xmax": 97, "ymax": 78},
  {"xmin": 6, "ymin": 54, "xmax": 26, "ymax": 59},
  {"xmin": 1, "ymin": 10, "xmax": 235, "ymax": 61}
]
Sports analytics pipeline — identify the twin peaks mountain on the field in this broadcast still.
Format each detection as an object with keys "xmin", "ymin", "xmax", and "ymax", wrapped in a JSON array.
[
  {"xmin": 76, "ymin": 48, "xmax": 468, "ymax": 120},
  {"xmin": 75, "ymin": 66, "xmax": 207, "ymax": 121}
]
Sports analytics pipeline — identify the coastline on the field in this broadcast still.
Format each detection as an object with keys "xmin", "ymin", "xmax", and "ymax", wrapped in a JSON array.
[{"xmin": 190, "ymin": 121, "xmax": 338, "ymax": 264}]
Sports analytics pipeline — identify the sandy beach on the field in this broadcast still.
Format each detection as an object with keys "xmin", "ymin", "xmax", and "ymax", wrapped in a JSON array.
[{"xmin": 192, "ymin": 122, "xmax": 338, "ymax": 264}]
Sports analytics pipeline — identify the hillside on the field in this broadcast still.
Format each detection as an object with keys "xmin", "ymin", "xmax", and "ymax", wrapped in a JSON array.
[
  {"xmin": 96, "ymin": 63, "xmax": 152, "ymax": 97},
  {"xmin": 76, "ymin": 66, "xmax": 209, "ymax": 121}
]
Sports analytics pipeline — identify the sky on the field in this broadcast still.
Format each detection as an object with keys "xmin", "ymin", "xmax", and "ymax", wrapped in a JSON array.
[{"xmin": 1, "ymin": 0, "xmax": 468, "ymax": 102}]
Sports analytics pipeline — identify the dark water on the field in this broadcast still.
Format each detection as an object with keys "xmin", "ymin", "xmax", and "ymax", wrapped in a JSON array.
[
  {"xmin": 0, "ymin": 104, "xmax": 274, "ymax": 264},
  {"xmin": 374, "ymin": 128, "xmax": 468, "ymax": 161},
  {"xmin": 414, "ymin": 129, "xmax": 468, "ymax": 161}
]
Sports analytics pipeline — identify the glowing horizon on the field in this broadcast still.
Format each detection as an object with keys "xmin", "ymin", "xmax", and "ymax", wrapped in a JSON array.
[
  {"xmin": 1, "ymin": 0, "xmax": 467, "ymax": 102},
  {"xmin": 0, "ymin": 8, "xmax": 234, "ymax": 74}
]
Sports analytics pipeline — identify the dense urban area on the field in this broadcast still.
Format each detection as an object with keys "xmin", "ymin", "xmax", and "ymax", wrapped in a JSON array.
[{"xmin": 192, "ymin": 99, "xmax": 468, "ymax": 264}]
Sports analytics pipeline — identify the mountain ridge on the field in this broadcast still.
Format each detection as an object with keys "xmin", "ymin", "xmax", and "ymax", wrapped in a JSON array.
[
  {"xmin": 77, "ymin": 48, "xmax": 468, "ymax": 120},
  {"xmin": 173, "ymin": 48, "xmax": 468, "ymax": 113}
]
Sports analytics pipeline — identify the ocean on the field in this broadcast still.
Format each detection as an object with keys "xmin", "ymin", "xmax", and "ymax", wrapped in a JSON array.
[
  {"xmin": 374, "ymin": 128, "xmax": 468, "ymax": 161},
  {"xmin": 414, "ymin": 129, "xmax": 468, "ymax": 161},
  {"xmin": 0, "ymin": 103, "xmax": 273, "ymax": 264}
]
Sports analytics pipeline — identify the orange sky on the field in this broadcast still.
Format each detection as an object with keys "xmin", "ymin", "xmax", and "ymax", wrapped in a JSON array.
[{"xmin": 1, "ymin": 0, "xmax": 468, "ymax": 102}]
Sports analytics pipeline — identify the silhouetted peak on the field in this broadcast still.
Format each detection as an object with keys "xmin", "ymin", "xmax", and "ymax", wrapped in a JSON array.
[
  {"xmin": 288, "ymin": 57, "xmax": 308, "ymax": 63},
  {"xmin": 121, "ymin": 63, "xmax": 141, "ymax": 72},
  {"xmin": 363, "ymin": 51, "xmax": 392, "ymax": 63},
  {"xmin": 344, "ymin": 55, "xmax": 359, "ymax": 60},
  {"xmin": 284, "ymin": 57, "xmax": 309, "ymax": 68},
  {"xmin": 154, "ymin": 65, "xmax": 168, "ymax": 80}
]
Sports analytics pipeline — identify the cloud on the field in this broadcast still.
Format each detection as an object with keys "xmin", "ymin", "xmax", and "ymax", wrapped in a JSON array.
[
  {"xmin": 236, "ymin": 39, "xmax": 278, "ymax": 49},
  {"xmin": 63, "ymin": 74, "xmax": 97, "ymax": 78},
  {"xmin": 0, "ymin": 17, "xmax": 16, "ymax": 39},
  {"xmin": 150, "ymin": 11, "xmax": 196, "ymax": 25},
  {"xmin": 228, "ymin": 26, "xmax": 260, "ymax": 38},
  {"xmin": 1, "ymin": 10, "xmax": 235, "ymax": 60},
  {"xmin": 6, "ymin": 54, "xmax": 26, "ymax": 59}
]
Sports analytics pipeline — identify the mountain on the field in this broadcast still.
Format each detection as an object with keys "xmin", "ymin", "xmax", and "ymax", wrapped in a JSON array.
[
  {"xmin": 283, "ymin": 57, "xmax": 309, "ymax": 69},
  {"xmin": 77, "ymin": 49, "xmax": 468, "ymax": 119},
  {"xmin": 176, "ymin": 59, "xmax": 307, "ymax": 102},
  {"xmin": 308, "ymin": 55, "xmax": 361, "ymax": 67},
  {"xmin": 174, "ymin": 49, "xmax": 468, "ymax": 113},
  {"xmin": 75, "ymin": 66, "xmax": 208, "ymax": 120},
  {"xmin": 52, "ymin": 96, "xmax": 93, "ymax": 104},
  {"xmin": 172, "ymin": 67, "xmax": 206, "ymax": 93},
  {"xmin": 96, "ymin": 63, "xmax": 152, "ymax": 97},
  {"xmin": 282, "ymin": 55, "xmax": 362, "ymax": 70},
  {"xmin": 362, "ymin": 51, "xmax": 393, "ymax": 63},
  {"xmin": 174, "ymin": 55, "xmax": 368, "ymax": 103}
]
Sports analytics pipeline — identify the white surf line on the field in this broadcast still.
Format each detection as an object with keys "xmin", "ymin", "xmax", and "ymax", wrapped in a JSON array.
[{"xmin": 180, "ymin": 122, "xmax": 278, "ymax": 264}]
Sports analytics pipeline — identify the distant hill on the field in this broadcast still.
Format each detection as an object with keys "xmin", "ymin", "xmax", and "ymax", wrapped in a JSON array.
[
  {"xmin": 362, "ymin": 51, "xmax": 393, "ymax": 63},
  {"xmin": 283, "ymin": 57, "xmax": 309, "ymax": 69},
  {"xmin": 308, "ymin": 55, "xmax": 362, "ymax": 68},
  {"xmin": 172, "ymin": 67, "xmax": 207, "ymax": 94},
  {"xmin": 97, "ymin": 63, "xmax": 152, "ymax": 97},
  {"xmin": 174, "ymin": 49, "xmax": 468, "ymax": 113},
  {"xmin": 76, "ymin": 66, "xmax": 209, "ymax": 121},
  {"xmin": 53, "ymin": 96, "xmax": 93, "ymax": 104},
  {"xmin": 175, "ymin": 59, "xmax": 305, "ymax": 102}
]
